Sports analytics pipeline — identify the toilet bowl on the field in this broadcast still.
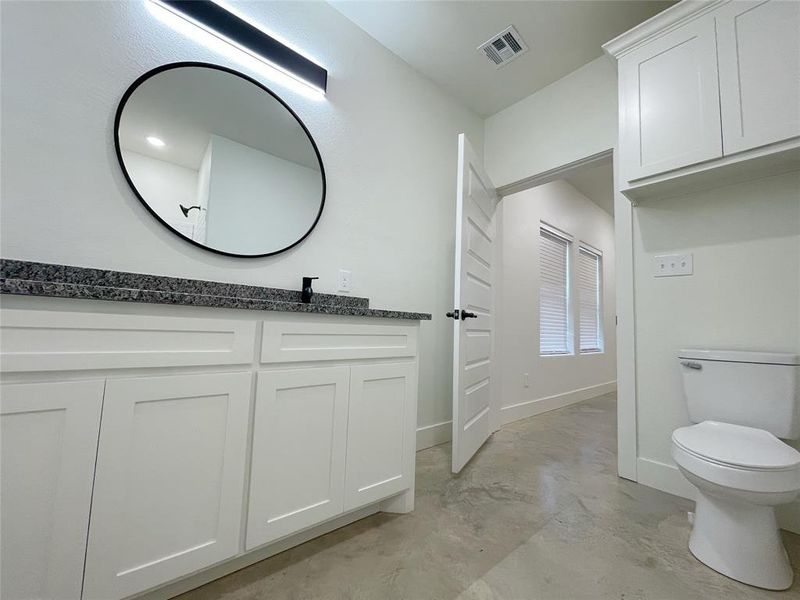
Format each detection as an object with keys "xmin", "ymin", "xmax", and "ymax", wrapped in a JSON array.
[
  {"xmin": 672, "ymin": 421, "xmax": 800, "ymax": 590},
  {"xmin": 674, "ymin": 349, "xmax": 800, "ymax": 590}
]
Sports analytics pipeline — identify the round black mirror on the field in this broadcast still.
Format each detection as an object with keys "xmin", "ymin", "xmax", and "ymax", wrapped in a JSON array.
[{"xmin": 115, "ymin": 62, "xmax": 325, "ymax": 257}]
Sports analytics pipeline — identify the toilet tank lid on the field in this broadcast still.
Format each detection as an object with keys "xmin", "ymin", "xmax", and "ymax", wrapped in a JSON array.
[{"xmin": 678, "ymin": 349, "xmax": 800, "ymax": 366}]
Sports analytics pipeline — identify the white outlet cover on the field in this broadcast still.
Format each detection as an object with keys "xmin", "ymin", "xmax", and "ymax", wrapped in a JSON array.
[
  {"xmin": 338, "ymin": 269, "xmax": 352, "ymax": 292},
  {"xmin": 654, "ymin": 253, "xmax": 693, "ymax": 277}
]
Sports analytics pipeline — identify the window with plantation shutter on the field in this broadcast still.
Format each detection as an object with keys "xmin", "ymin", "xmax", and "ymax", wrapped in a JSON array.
[
  {"xmin": 578, "ymin": 246, "xmax": 603, "ymax": 353},
  {"xmin": 539, "ymin": 226, "xmax": 571, "ymax": 355}
]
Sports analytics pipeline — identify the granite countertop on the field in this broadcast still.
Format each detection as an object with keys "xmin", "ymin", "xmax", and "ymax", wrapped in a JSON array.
[{"xmin": 0, "ymin": 259, "xmax": 432, "ymax": 321}]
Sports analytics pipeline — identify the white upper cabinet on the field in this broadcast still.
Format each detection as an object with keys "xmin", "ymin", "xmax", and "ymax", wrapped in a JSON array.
[
  {"xmin": 607, "ymin": 0, "xmax": 800, "ymax": 196},
  {"xmin": 619, "ymin": 14, "xmax": 722, "ymax": 181},
  {"xmin": 1, "ymin": 380, "xmax": 104, "ymax": 600},
  {"xmin": 246, "ymin": 367, "xmax": 350, "ymax": 550},
  {"xmin": 83, "ymin": 372, "xmax": 251, "ymax": 600},
  {"xmin": 716, "ymin": 0, "xmax": 800, "ymax": 154}
]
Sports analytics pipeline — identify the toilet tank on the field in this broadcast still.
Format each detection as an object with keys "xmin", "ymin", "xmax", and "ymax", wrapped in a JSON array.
[{"xmin": 678, "ymin": 349, "xmax": 800, "ymax": 439}]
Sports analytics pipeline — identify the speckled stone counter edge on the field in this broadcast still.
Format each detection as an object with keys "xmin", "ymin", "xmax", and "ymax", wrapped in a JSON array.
[{"xmin": 0, "ymin": 259, "xmax": 431, "ymax": 321}]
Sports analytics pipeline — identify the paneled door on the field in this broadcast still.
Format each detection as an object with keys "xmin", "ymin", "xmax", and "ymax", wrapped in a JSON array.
[
  {"xmin": 246, "ymin": 367, "xmax": 349, "ymax": 550},
  {"xmin": 1, "ymin": 380, "xmax": 104, "ymax": 600},
  {"xmin": 344, "ymin": 362, "xmax": 416, "ymax": 510},
  {"xmin": 450, "ymin": 133, "xmax": 498, "ymax": 473},
  {"xmin": 619, "ymin": 14, "xmax": 722, "ymax": 181},
  {"xmin": 83, "ymin": 372, "xmax": 251, "ymax": 600},
  {"xmin": 716, "ymin": 0, "xmax": 800, "ymax": 154}
]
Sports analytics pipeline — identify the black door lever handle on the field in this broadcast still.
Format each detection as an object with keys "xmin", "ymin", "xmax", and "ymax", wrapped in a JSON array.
[
  {"xmin": 445, "ymin": 310, "xmax": 460, "ymax": 320},
  {"xmin": 461, "ymin": 311, "xmax": 477, "ymax": 320}
]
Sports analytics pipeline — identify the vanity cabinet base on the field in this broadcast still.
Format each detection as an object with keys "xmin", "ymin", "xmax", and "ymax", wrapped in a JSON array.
[{"xmin": 0, "ymin": 305, "xmax": 421, "ymax": 600}]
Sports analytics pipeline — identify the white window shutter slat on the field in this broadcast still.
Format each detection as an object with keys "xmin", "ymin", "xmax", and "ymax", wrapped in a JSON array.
[
  {"xmin": 578, "ymin": 247, "xmax": 602, "ymax": 353},
  {"xmin": 539, "ymin": 228, "xmax": 570, "ymax": 355}
]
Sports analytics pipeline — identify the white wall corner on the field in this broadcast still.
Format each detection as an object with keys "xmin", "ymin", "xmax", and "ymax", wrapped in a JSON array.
[
  {"xmin": 636, "ymin": 457, "xmax": 696, "ymax": 501},
  {"xmin": 416, "ymin": 420, "xmax": 452, "ymax": 451}
]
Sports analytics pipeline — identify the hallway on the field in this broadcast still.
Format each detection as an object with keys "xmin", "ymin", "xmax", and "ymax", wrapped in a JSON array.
[{"xmin": 180, "ymin": 393, "xmax": 800, "ymax": 599}]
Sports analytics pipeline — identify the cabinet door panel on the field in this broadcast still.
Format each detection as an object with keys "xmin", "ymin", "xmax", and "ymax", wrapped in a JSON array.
[
  {"xmin": 1, "ymin": 380, "xmax": 104, "ymax": 600},
  {"xmin": 83, "ymin": 372, "xmax": 251, "ymax": 600},
  {"xmin": 620, "ymin": 16, "xmax": 722, "ymax": 181},
  {"xmin": 717, "ymin": 0, "xmax": 800, "ymax": 154},
  {"xmin": 246, "ymin": 367, "xmax": 349, "ymax": 550},
  {"xmin": 345, "ymin": 363, "xmax": 416, "ymax": 511}
]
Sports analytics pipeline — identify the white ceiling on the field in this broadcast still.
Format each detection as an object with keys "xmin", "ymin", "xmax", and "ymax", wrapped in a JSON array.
[
  {"xmin": 563, "ymin": 160, "xmax": 614, "ymax": 215},
  {"xmin": 329, "ymin": 0, "xmax": 674, "ymax": 116},
  {"xmin": 119, "ymin": 66, "xmax": 320, "ymax": 171}
]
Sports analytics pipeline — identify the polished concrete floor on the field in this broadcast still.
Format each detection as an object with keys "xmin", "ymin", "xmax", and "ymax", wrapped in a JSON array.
[{"xmin": 180, "ymin": 393, "xmax": 800, "ymax": 599}]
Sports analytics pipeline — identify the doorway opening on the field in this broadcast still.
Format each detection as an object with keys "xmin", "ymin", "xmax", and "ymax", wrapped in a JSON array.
[
  {"xmin": 494, "ymin": 154, "xmax": 617, "ymax": 430},
  {"xmin": 450, "ymin": 141, "xmax": 623, "ymax": 475}
]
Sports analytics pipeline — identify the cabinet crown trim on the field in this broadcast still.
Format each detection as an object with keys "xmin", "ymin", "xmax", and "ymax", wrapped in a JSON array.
[{"xmin": 603, "ymin": 0, "xmax": 728, "ymax": 59}]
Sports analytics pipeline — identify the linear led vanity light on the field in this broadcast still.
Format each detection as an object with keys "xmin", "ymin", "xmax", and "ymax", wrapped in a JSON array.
[{"xmin": 148, "ymin": 0, "xmax": 328, "ymax": 94}]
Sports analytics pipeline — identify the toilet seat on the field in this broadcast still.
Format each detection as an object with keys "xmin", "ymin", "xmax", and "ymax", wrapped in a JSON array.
[
  {"xmin": 672, "ymin": 421, "xmax": 800, "ymax": 494},
  {"xmin": 673, "ymin": 421, "xmax": 800, "ymax": 469}
]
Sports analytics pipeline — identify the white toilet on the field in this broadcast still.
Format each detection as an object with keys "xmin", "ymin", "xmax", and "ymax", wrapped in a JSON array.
[{"xmin": 672, "ymin": 349, "xmax": 800, "ymax": 590}]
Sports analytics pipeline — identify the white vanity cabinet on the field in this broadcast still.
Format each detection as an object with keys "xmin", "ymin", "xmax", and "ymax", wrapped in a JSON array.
[
  {"xmin": 0, "ymin": 380, "xmax": 104, "ymax": 600},
  {"xmin": 247, "ymin": 321, "xmax": 419, "ymax": 549},
  {"xmin": 608, "ymin": 0, "xmax": 800, "ymax": 196},
  {"xmin": 246, "ymin": 360, "xmax": 418, "ymax": 550},
  {"xmin": 345, "ymin": 363, "xmax": 417, "ymax": 511},
  {"xmin": 82, "ymin": 372, "xmax": 252, "ymax": 600},
  {"xmin": 0, "ymin": 303, "xmax": 421, "ymax": 600},
  {"xmin": 246, "ymin": 367, "xmax": 350, "ymax": 549}
]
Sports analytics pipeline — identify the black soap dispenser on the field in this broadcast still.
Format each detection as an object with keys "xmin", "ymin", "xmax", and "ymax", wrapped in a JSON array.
[{"xmin": 301, "ymin": 277, "xmax": 319, "ymax": 303}]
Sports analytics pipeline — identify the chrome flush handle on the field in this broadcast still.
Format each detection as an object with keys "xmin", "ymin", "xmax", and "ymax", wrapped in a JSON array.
[{"xmin": 681, "ymin": 361, "xmax": 702, "ymax": 370}]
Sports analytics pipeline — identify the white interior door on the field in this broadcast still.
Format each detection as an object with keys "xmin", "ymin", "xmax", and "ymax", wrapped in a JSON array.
[{"xmin": 451, "ymin": 133, "xmax": 498, "ymax": 473}]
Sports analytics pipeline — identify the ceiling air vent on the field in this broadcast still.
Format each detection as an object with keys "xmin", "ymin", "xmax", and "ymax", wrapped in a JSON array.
[{"xmin": 478, "ymin": 26, "xmax": 528, "ymax": 69}]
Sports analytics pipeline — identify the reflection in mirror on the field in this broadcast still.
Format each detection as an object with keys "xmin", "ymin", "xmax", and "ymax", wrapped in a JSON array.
[{"xmin": 116, "ymin": 63, "xmax": 325, "ymax": 257}]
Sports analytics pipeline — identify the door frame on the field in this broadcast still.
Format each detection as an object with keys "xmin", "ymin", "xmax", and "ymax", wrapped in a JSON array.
[{"xmin": 494, "ymin": 147, "xmax": 637, "ymax": 481}]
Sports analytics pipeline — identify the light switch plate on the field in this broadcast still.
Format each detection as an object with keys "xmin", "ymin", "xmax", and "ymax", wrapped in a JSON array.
[
  {"xmin": 338, "ymin": 269, "xmax": 352, "ymax": 292},
  {"xmin": 654, "ymin": 253, "xmax": 693, "ymax": 277}
]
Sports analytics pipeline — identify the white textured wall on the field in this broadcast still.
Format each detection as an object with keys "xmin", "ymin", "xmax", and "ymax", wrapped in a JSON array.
[
  {"xmin": 499, "ymin": 180, "xmax": 616, "ymax": 422},
  {"xmin": 120, "ymin": 149, "xmax": 199, "ymax": 228},
  {"xmin": 204, "ymin": 135, "xmax": 322, "ymax": 255},
  {"xmin": 0, "ymin": 0, "xmax": 484, "ymax": 434},
  {"xmin": 634, "ymin": 171, "xmax": 800, "ymax": 529},
  {"xmin": 484, "ymin": 56, "xmax": 617, "ymax": 187}
]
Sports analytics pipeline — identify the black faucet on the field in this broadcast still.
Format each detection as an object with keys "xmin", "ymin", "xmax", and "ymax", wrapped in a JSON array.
[{"xmin": 301, "ymin": 277, "xmax": 319, "ymax": 303}]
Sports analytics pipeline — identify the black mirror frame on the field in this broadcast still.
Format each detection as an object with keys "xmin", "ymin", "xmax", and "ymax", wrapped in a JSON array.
[{"xmin": 114, "ymin": 61, "xmax": 326, "ymax": 258}]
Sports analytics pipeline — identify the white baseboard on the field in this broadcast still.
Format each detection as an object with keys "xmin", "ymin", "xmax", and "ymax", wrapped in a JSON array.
[
  {"xmin": 636, "ymin": 456, "xmax": 800, "ymax": 535},
  {"xmin": 499, "ymin": 381, "xmax": 617, "ymax": 426},
  {"xmin": 637, "ymin": 457, "xmax": 696, "ymax": 500},
  {"xmin": 416, "ymin": 420, "xmax": 451, "ymax": 451}
]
